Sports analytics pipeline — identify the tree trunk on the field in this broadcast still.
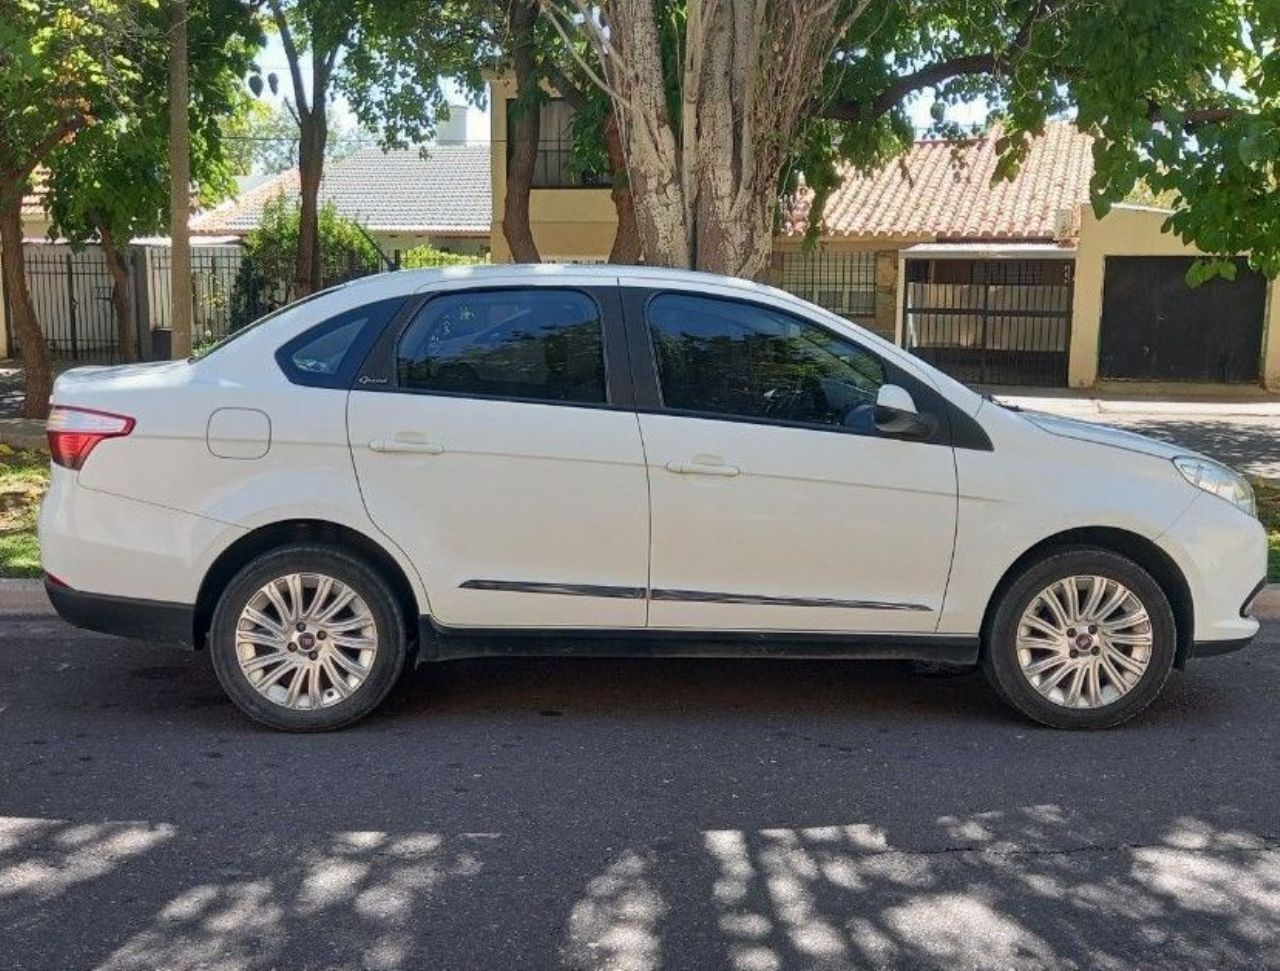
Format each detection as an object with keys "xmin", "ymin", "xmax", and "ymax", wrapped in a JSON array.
[
  {"xmin": 0, "ymin": 197, "xmax": 52, "ymax": 419},
  {"xmin": 585, "ymin": 0, "xmax": 862, "ymax": 280},
  {"xmin": 168, "ymin": 0, "xmax": 193, "ymax": 359},
  {"xmin": 98, "ymin": 225, "xmax": 137, "ymax": 364},
  {"xmin": 501, "ymin": 0, "xmax": 542, "ymax": 263},
  {"xmin": 295, "ymin": 110, "xmax": 326, "ymax": 295},
  {"xmin": 604, "ymin": 112, "xmax": 642, "ymax": 264}
]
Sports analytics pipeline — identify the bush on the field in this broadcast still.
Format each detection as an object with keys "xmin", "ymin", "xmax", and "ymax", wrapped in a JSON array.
[
  {"xmin": 400, "ymin": 244, "xmax": 488, "ymax": 269},
  {"xmin": 230, "ymin": 193, "xmax": 384, "ymax": 329}
]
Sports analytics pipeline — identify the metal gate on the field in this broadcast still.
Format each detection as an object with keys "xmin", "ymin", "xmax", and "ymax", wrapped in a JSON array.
[
  {"xmin": 11, "ymin": 245, "xmax": 135, "ymax": 362},
  {"xmin": 904, "ymin": 258, "xmax": 1073, "ymax": 386},
  {"xmin": 1099, "ymin": 256, "xmax": 1265, "ymax": 383}
]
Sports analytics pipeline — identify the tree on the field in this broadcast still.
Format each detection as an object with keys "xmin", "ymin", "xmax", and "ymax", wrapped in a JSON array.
[
  {"xmin": 225, "ymin": 101, "xmax": 373, "ymax": 175},
  {"xmin": 230, "ymin": 193, "xmax": 380, "ymax": 324},
  {"xmin": 553, "ymin": 0, "xmax": 1280, "ymax": 280},
  {"xmin": 262, "ymin": 0, "xmax": 483, "ymax": 296},
  {"xmin": 43, "ymin": 0, "xmax": 259, "ymax": 362},
  {"xmin": 487, "ymin": 1, "xmax": 639, "ymax": 263},
  {"xmin": 547, "ymin": 0, "xmax": 873, "ymax": 279},
  {"xmin": 0, "ymin": 0, "xmax": 142, "ymax": 417},
  {"xmin": 169, "ymin": 0, "xmax": 194, "ymax": 360}
]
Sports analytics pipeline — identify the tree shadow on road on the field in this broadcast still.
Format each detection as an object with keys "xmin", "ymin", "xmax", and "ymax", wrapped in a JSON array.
[{"xmin": 0, "ymin": 641, "xmax": 1275, "ymax": 969}]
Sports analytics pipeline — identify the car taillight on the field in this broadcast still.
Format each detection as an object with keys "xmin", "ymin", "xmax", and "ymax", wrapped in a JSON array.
[{"xmin": 47, "ymin": 406, "xmax": 135, "ymax": 470}]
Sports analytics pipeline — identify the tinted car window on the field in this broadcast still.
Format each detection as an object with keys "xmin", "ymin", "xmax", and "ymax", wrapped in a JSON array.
[
  {"xmin": 277, "ymin": 298, "xmax": 405, "ymax": 388},
  {"xmin": 647, "ymin": 293, "xmax": 886, "ymax": 430},
  {"xmin": 396, "ymin": 289, "xmax": 606, "ymax": 404}
]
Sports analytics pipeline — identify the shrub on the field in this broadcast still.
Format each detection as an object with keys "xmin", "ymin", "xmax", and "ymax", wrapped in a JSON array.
[
  {"xmin": 400, "ymin": 244, "xmax": 488, "ymax": 269},
  {"xmin": 230, "ymin": 193, "xmax": 384, "ymax": 329}
]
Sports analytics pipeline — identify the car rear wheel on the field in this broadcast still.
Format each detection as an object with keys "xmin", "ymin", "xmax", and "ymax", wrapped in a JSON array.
[
  {"xmin": 982, "ymin": 547, "xmax": 1176, "ymax": 729},
  {"xmin": 209, "ymin": 544, "xmax": 408, "ymax": 731}
]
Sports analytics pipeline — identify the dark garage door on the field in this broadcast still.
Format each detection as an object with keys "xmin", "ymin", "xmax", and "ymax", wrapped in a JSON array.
[{"xmin": 1100, "ymin": 256, "xmax": 1265, "ymax": 383}]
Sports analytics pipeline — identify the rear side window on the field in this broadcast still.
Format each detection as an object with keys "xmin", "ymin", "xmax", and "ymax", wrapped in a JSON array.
[
  {"xmin": 276, "ymin": 298, "xmax": 404, "ymax": 388},
  {"xmin": 395, "ymin": 289, "xmax": 607, "ymax": 404}
]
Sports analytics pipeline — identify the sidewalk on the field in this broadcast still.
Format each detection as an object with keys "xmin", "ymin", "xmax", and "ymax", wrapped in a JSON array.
[{"xmin": 984, "ymin": 386, "xmax": 1280, "ymax": 418}]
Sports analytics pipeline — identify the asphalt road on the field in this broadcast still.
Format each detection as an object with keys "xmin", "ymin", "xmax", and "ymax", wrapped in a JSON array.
[{"xmin": 1, "ymin": 600, "xmax": 1278, "ymax": 971}]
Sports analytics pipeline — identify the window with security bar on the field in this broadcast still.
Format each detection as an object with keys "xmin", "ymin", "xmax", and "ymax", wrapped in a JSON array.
[
  {"xmin": 506, "ymin": 99, "xmax": 612, "ymax": 189},
  {"xmin": 776, "ymin": 251, "xmax": 877, "ymax": 320}
]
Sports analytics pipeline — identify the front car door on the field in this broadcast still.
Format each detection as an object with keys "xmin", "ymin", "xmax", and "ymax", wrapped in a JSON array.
[
  {"xmin": 625, "ymin": 283, "xmax": 960, "ymax": 635},
  {"xmin": 348, "ymin": 279, "xmax": 649, "ymax": 629}
]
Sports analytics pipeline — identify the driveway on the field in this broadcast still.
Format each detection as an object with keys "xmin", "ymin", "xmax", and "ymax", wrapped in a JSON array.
[{"xmin": 1, "ymin": 595, "xmax": 1278, "ymax": 970}]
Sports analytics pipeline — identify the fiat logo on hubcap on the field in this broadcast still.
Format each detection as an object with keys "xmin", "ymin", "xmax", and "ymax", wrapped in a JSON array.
[
  {"xmin": 298, "ymin": 632, "xmax": 317, "ymax": 651},
  {"xmin": 1075, "ymin": 633, "xmax": 1093, "ymax": 650}
]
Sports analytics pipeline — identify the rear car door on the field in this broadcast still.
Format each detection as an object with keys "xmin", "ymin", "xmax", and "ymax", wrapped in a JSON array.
[
  {"xmin": 348, "ymin": 280, "xmax": 649, "ymax": 629},
  {"xmin": 626, "ymin": 284, "xmax": 960, "ymax": 634}
]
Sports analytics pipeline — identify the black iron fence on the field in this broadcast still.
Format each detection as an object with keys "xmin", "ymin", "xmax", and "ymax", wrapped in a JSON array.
[
  {"xmin": 15, "ymin": 246, "xmax": 133, "ymax": 362},
  {"xmin": 3, "ymin": 243, "xmax": 388, "ymax": 363},
  {"xmin": 776, "ymin": 251, "xmax": 877, "ymax": 323},
  {"xmin": 903, "ymin": 258, "xmax": 1073, "ymax": 387}
]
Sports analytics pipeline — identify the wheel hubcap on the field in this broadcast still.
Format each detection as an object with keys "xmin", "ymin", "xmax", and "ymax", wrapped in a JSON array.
[
  {"xmin": 235, "ymin": 573, "xmax": 378, "ymax": 710},
  {"xmin": 1016, "ymin": 575, "xmax": 1153, "ymax": 709}
]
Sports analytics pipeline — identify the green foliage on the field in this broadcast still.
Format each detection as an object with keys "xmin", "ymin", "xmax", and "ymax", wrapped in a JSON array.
[
  {"xmin": 224, "ymin": 101, "xmax": 376, "ymax": 175},
  {"xmin": 816, "ymin": 0, "xmax": 1280, "ymax": 278},
  {"xmin": 42, "ymin": 0, "xmax": 261, "ymax": 247},
  {"xmin": 400, "ymin": 244, "xmax": 488, "ymax": 268},
  {"xmin": 259, "ymin": 0, "xmax": 488, "ymax": 152},
  {"xmin": 231, "ymin": 194, "xmax": 381, "ymax": 326},
  {"xmin": 0, "ymin": 0, "xmax": 147, "ymax": 208}
]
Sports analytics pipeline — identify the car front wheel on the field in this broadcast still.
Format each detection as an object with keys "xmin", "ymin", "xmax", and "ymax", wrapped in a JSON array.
[
  {"xmin": 982, "ymin": 548, "xmax": 1177, "ymax": 729},
  {"xmin": 209, "ymin": 544, "xmax": 408, "ymax": 731}
]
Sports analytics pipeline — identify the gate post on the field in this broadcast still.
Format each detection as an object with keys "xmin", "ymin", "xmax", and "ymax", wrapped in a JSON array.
[
  {"xmin": 131, "ymin": 247, "xmax": 153, "ymax": 361},
  {"xmin": 66, "ymin": 250, "xmax": 79, "ymax": 359},
  {"xmin": 0, "ymin": 245, "xmax": 11, "ymax": 359}
]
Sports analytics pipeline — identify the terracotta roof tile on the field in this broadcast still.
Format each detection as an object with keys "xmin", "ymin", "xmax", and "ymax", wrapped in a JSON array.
[{"xmin": 783, "ymin": 122, "xmax": 1093, "ymax": 241}]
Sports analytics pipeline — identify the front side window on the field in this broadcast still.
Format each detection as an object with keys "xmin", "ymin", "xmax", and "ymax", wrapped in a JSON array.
[
  {"xmin": 396, "ymin": 289, "xmax": 607, "ymax": 404},
  {"xmin": 647, "ymin": 293, "xmax": 886, "ymax": 430}
]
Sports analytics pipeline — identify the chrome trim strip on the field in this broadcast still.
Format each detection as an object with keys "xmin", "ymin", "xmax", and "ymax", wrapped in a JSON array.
[
  {"xmin": 462, "ymin": 580, "xmax": 932, "ymax": 612},
  {"xmin": 650, "ymin": 588, "xmax": 932, "ymax": 611},
  {"xmin": 461, "ymin": 579, "xmax": 646, "ymax": 600}
]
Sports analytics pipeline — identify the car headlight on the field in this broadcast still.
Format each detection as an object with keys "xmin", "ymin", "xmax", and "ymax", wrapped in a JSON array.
[{"xmin": 1173, "ymin": 456, "xmax": 1256, "ymax": 517}]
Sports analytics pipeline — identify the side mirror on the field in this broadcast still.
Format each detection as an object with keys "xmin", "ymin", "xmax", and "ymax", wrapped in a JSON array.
[{"xmin": 874, "ymin": 384, "xmax": 933, "ymax": 439}]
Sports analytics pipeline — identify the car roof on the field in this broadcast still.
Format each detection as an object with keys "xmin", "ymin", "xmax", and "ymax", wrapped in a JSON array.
[{"xmin": 341, "ymin": 263, "xmax": 782, "ymax": 299}]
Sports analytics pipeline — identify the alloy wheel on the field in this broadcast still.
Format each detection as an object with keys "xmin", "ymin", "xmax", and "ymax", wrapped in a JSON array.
[
  {"xmin": 1015, "ymin": 575, "xmax": 1154, "ymax": 709},
  {"xmin": 234, "ymin": 573, "xmax": 379, "ymax": 710}
]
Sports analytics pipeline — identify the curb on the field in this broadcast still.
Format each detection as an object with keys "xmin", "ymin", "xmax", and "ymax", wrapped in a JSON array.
[
  {"xmin": 994, "ymin": 396, "xmax": 1280, "ymax": 419},
  {"xmin": 0, "ymin": 418, "xmax": 48, "ymax": 452},
  {"xmin": 0, "ymin": 578, "xmax": 50, "ymax": 615}
]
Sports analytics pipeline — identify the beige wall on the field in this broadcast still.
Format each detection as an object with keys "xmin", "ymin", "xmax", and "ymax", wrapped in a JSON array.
[
  {"xmin": 1071, "ymin": 204, "xmax": 1280, "ymax": 391},
  {"xmin": 489, "ymin": 77, "xmax": 619, "ymax": 263}
]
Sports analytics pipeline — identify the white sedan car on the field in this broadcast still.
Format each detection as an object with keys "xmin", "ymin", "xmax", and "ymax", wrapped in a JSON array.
[{"xmin": 39, "ymin": 266, "xmax": 1266, "ymax": 731}]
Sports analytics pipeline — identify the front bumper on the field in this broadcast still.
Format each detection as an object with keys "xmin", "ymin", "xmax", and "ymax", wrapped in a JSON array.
[{"xmin": 45, "ymin": 579, "xmax": 195, "ymax": 647}]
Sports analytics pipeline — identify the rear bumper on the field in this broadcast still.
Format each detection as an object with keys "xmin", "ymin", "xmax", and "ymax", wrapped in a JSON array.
[{"xmin": 45, "ymin": 579, "xmax": 195, "ymax": 647}]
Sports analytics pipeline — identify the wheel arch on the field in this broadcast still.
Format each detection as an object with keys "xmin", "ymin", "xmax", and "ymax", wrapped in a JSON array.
[
  {"xmin": 193, "ymin": 519, "xmax": 421, "ymax": 651},
  {"xmin": 980, "ymin": 526, "xmax": 1194, "ymax": 668}
]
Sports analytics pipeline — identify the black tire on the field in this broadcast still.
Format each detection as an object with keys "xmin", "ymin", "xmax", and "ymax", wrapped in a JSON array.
[
  {"xmin": 209, "ymin": 543, "xmax": 408, "ymax": 731},
  {"xmin": 981, "ymin": 547, "xmax": 1176, "ymax": 729}
]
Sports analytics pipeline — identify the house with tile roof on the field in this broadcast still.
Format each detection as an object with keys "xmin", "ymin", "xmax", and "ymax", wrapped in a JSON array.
[
  {"xmin": 488, "ymin": 79, "xmax": 1279, "ymax": 391},
  {"xmin": 192, "ymin": 143, "xmax": 492, "ymax": 262}
]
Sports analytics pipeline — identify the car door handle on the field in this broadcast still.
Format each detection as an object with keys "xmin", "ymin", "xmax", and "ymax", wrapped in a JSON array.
[
  {"xmin": 368, "ymin": 438, "xmax": 445, "ymax": 455},
  {"xmin": 666, "ymin": 459, "xmax": 740, "ymax": 477}
]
